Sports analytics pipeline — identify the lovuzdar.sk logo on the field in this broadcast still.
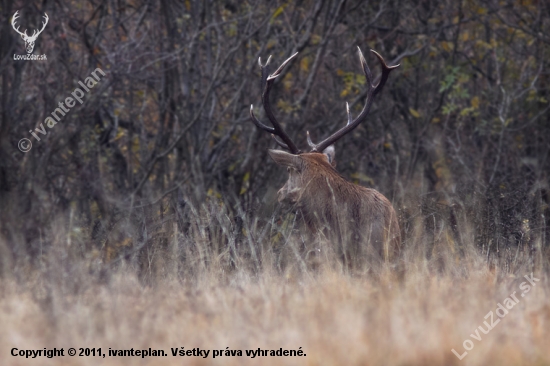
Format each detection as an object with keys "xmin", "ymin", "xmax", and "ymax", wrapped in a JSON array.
[{"xmin": 11, "ymin": 10, "xmax": 48, "ymax": 61}]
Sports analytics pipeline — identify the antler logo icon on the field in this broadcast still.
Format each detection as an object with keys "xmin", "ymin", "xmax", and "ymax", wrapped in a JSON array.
[{"xmin": 11, "ymin": 11, "xmax": 49, "ymax": 54}]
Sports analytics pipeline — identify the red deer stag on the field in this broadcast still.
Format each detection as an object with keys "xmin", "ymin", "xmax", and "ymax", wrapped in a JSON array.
[{"xmin": 250, "ymin": 47, "xmax": 401, "ymax": 270}]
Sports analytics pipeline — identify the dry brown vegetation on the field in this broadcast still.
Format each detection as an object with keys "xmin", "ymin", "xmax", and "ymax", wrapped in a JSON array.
[
  {"xmin": 0, "ymin": 204, "xmax": 549, "ymax": 366},
  {"xmin": 1, "ymin": 0, "xmax": 549, "ymax": 365}
]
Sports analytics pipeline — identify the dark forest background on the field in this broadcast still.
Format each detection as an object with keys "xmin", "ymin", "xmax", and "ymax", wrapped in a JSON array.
[{"xmin": 0, "ymin": 0, "xmax": 548, "ymax": 280}]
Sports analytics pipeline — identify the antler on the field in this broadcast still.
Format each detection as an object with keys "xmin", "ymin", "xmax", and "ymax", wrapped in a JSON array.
[
  {"xmin": 11, "ymin": 11, "xmax": 28, "ymax": 38},
  {"xmin": 250, "ymin": 52, "xmax": 301, "ymax": 154},
  {"xmin": 11, "ymin": 11, "xmax": 48, "ymax": 40},
  {"xmin": 30, "ymin": 13, "xmax": 49, "ymax": 40},
  {"xmin": 307, "ymin": 48, "xmax": 399, "ymax": 153}
]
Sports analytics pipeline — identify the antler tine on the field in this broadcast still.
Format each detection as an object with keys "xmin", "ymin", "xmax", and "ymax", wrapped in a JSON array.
[
  {"xmin": 370, "ymin": 49, "xmax": 400, "ymax": 96},
  {"xmin": 357, "ymin": 47, "xmax": 373, "ymax": 88},
  {"xmin": 249, "ymin": 52, "xmax": 301, "ymax": 154},
  {"xmin": 306, "ymin": 131, "xmax": 315, "ymax": 148},
  {"xmin": 249, "ymin": 105, "xmax": 274, "ymax": 133},
  {"xmin": 11, "ymin": 10, "xmax": 28, "ymax": 37},
  {"xmin": 271, "ymin": 135, "xmax": 289, "ymax": 150},
  {"xmin": 346, "ymin": 102, "xmax": 352, "ymax": 126},
  {"xmin": 34, "ymin": 13, "xmax": 49, "ymax": 38},
  {"xmin": 258, "ymin": 55, "xmax": 272, "ymax": 68},
  {"xmin": 43, "ymin": 13, "xmax": 49, "ymax": 26},
  {"xmin": 268, "ymin": 52, "xmax": 298, "ymax": 80},
  {"xmin": 308, "ymin": 48, "xmax": 399, "ymax": 153},
  {"xmin": 12, "ymin": 10, "xmax": 19, "ymax": 25}
]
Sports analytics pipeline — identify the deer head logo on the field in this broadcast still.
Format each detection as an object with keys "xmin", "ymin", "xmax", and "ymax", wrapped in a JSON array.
[{"xmin": 11, "ymin": 11, "xmax": 49, "ymax": 54}]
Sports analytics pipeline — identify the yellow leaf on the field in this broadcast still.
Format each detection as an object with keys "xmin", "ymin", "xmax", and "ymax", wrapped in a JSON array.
[
  {"xmin": 300, "ymin": 57, "xmax": 309, "ymax": 72},
  {"xmin": 471, "ymin": 96, "xmax": 479, "ymax": 109},
  {"xmin": 350, "ymin": 172, "xmax": 374, "ymax": 186},
  {"xmin": 409, "ymin": 108, "xmax": 421, "ymax": 118},
  {"xmin": 282, "ymin": 72, "xmax": 293, "ymax": 91},
  {"xmin": 240, "ymin": 172, "xmax": 250, "ymax": 195},
  {"xmin": 272, "ymin": 5, "xmax": 285, "ymax": 20},
  {"xmin": 207, "ymin": 188, "xmax": 222, "ymax": 199},
  {"xmin": 441, "ymin": 41, "xmax": 453, "ymax": 52},
  {"xmin": 114, "ymin": 130, "xmax": 125, "ymax": 141},
  {"xmin": 476, "ymin": 6, "xmax": 487, "ymax": 14}
]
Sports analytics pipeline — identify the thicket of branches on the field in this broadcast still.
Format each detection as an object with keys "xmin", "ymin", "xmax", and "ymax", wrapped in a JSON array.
[{"xmin": 0, "ymin": 0, "xmax": 548, "ymax": 279}]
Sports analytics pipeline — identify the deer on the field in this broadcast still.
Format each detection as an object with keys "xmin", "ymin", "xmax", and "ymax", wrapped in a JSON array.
[
  {"xmin": 250, "ymin": 47, "xmax": 400, "ymax": 271},
  {"xmin": 11, "ymin": 11, "xmax": 49, "ymax": 54}
]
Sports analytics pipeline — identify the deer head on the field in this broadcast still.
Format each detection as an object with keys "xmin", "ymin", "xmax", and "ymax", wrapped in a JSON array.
[
  {"xmin": 250, "ymin": 47, "xmax": 401, "ymax": 267},
  {"xmin": 12, "ymin": 11, "xmax": 49, "ymax": 54}
]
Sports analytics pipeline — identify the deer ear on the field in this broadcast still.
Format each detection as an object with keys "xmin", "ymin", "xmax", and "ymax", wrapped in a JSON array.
[
  {"xmin": 323, "ymin": 145, "xmax": 336, "ymax": 167},
  {"xmin": 268, "ymin": 149, "xmax": 301, "ymax": 168}
]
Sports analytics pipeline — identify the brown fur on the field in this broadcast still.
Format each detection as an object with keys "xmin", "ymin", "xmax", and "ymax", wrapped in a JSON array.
[{"xmin": 269, "ymin": 150, "xmax": 401, "ymax": 270}]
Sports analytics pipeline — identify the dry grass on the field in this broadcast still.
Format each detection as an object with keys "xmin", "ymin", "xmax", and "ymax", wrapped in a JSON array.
[
  {"xmin": 1, "ymin": 249, "xmax": 549, "ymax": 366},
  {"xmin": 0, "ymin": 200, "xmax": 549, "ymax": 366}
]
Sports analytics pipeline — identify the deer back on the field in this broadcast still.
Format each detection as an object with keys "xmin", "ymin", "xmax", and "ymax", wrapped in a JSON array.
[{"xmin": 269, "ymin": 150, "xmax": 400, "ymax": 264}]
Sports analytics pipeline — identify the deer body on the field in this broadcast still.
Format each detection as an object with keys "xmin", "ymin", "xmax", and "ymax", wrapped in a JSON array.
[
  {"xmin": 250, "ymin": 47, "xmax": 401, "ymax": 269},
  {"xmin": 269, "ymin": 150, "xmax": 400, "ymax": 267}
]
